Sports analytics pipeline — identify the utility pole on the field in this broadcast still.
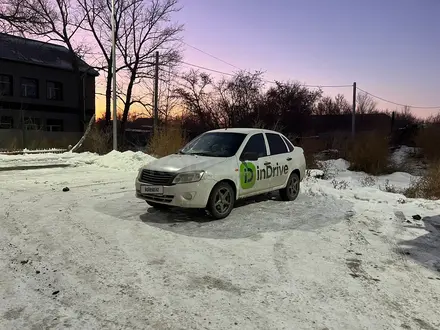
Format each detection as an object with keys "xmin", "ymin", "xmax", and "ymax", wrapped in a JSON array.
[
  {"xmin": 352, "ymin": 82, "xmax": 357, "ymax": 138},
  {"xmin": 21, "ymin": 106, "xmax": 25, "ymax": 149},
  {"xmin": 111, "ymin": 0, "xmax": 117, "ymax": 150},
  {"xmin": 153, "ymin": 51, "xmax": 159, "ymax": 131},
  {"xmin": 391, "ymin": 111, "xmax": 395, "ymax": 134}
]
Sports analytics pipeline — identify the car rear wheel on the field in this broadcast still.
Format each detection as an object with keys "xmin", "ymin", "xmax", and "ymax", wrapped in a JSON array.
[
  {"xmin": 280, "ymin": 172, "xmax": 300, "ymax": 201},
  {"xmin": 207, "ymin": 182, "xmax": 235, "ymax": 219},
  {"xmin": 146, "ymin": 201, "xmax": 170, "ymax": 209}
]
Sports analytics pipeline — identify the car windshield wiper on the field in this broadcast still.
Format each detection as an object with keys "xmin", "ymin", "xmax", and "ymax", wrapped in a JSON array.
[{"xmin": 187, "ymin": 152, "xmax": 214, "ymax": 156}]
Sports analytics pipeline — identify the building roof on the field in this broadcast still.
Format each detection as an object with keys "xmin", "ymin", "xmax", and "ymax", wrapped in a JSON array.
[{"xmin": 0, "ymin": 33, "xmax": 99, "ymax": 76}]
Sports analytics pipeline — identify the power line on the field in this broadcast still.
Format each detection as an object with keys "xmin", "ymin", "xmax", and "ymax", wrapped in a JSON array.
[
  {"xmin": 180, "ymin": 41, "xmax": 242, "ymax": 70},
  {"xmin": 357, "ymin": 87, "xmax": 440, "ymax": 109},
  {"xmin": 84, "ymin": 45, "xmax": 440, "ymax": 102},
  {"xmin": 179, "ymin": 61, "xmax": 351, "ymax": 88},
  {"xmin": 180, "ymin": 61, "xmax": 236, "ymax": 76},
  {"xmin": 87, "ymin": 43, "xmax": 352, "ymax": 88},
  {"xmin": 300, "ymin": 83, "xmax": 353, "ymax": 88},
  {"xmin": 179, "ymin": 43, "xmax": 351, "ymax": 88}
]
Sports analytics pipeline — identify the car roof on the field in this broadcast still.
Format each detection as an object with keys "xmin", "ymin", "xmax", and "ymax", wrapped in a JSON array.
[{"xmin": 207, "ymin": 128, "xmax": 281, "ymax": 135}]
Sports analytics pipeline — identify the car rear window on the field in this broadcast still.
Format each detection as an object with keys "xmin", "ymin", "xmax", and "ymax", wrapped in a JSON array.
[
  {"xmin": 282, "ymin": 136, "xmax": 294, "ymax": 152},
  {"xmin": 266, "ymin": 133, "xmax": 288, "ymax": 155}
]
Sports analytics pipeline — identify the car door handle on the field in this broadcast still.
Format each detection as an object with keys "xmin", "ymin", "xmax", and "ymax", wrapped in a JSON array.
[
  {"xmin": 264, "ymin": 161, "xmax": 271, "ymax": 165},
  {"xmin": 286, "ymin": 157, "xmax": 292, "ymax": 161}
]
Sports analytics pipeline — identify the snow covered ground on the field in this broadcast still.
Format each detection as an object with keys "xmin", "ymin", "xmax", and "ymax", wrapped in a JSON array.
[{"xmin": 1, "ymin": 150, "xmax": 440, "ymax": 330}]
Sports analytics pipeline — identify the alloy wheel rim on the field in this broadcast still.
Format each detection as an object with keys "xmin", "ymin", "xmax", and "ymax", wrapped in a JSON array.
[
  {"xmin": 214, "ymin": 188, "xmax": 232, "ymax": 214},
  {"xmin": 288, "ymin": 176, "xmax": 299, "ymax": 197}
]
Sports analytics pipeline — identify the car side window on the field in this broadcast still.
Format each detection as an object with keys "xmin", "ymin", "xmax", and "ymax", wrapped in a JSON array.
[
  {"xmin": 266, "ymin": 133, "xmax": 288, "ymax": 155},
  {"xmin": 241, "ymin": 133, "xmax": 267, "ymax": 158},
  {"xmin": 282, "ymin": 136, "xmax": 294, "ymax": 152}
]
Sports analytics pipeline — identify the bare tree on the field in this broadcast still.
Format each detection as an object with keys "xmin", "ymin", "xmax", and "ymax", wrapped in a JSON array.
[
  {"xmin": 335, "ymin": 94, "xmax": 352, "ymax": 114},
  {"xmin": 215, "ymin": 71, "xmax": 264, "ymax": 127},
  {"xmin": 174, "ymin": 69, "xmax": 219, "ymax": 129},
  {"xmin": 160, "ymin": 69, "xmax": 181, "ymax": 124},
  {"xmin": 77, "ymin": 0, "xmax": 183, "ymax": 128},
  {"xmin": 396, "ymin": 105, "xmax": 418, "ymax": 124},
  {"xmin": 356, "ymin": 92, "xmax": 377, "ymax": 114},
  {"xmin": 401, "ymin": 105, "xmax": 412, "ymax": 118},
  {"xmin": 129, "ymin": 65, "xmax": 179, "ymax": 123},
  {"xmin": 76, "ymin": 0, "xmax": 117, "ymax": 123},
  {"xmin": 315, "ymin": 96, "xmax": 339, "ymax": 115},
  {"xmin": 315, "ymin": 94, "xmax": 352, "ymax": 115},
  {"xmin": 117, "ymin": 0, "xmax": 182, "ymax": 128},
  {"xmin": 147, "ymin": 65, "xmax": 180, "ymax": 123},
  {"xmin": 0, "ymin": 3, "xmax": 44, "ymax": 28}
]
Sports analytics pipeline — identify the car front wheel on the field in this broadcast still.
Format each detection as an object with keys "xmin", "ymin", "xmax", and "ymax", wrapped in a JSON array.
[
  {"xmin": 280, "ymin": 172, "xmax": 300, "ymax": 201},
  {"xmin": 207, "ymin": 182, "xmax": 235, "ymax": 219}
]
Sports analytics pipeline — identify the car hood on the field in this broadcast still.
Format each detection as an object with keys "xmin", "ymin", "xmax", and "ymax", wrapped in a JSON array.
[{"xmin": 142, "ymin": 154, "xmax": 230, "ymax": 173}]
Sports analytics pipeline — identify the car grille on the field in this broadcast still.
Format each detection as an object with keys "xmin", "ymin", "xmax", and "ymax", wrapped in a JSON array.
[
  {"xmin": 139, "ymin": 169, "xmax": 175, "ymax": 185},
  {"xmin": 144, "ymin": 194, "xmax": 174, "ymax": 203}
]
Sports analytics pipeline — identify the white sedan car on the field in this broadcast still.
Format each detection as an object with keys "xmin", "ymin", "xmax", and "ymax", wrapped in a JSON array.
[{"xmin": 135, "ymin": 128, "xmax": 306, "ymax": 219}]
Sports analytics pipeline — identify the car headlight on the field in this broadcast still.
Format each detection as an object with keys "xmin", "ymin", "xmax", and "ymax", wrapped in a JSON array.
[{"xmin": 172, "ymin": 171, "xmax": 205, "ymax": 184}]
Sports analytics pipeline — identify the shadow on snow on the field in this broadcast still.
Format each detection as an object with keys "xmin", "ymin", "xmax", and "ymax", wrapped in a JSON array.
[
  {"xmin": 95, "ymin": 191, "xmax": 353, "ymax": 239},
  {"xmin": 397, "ymin": 215, "xmax": 440, "ymax": 275}
]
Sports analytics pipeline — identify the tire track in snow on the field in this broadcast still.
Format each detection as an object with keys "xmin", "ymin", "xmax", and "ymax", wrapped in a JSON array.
[
  {"xmin": 273, "ymin": 231, "xmax": 297, "ymax": 283},
  {"xmin": 344, "ymin": 210, "xmax": 438, "ymax": 329},
  {"xmin": 52, "ymin": 193, "xmax": 186, "ymax": 329},
  {"xmin": 344, "ymin": 211, "xmax": 403, "ymax": 329},
  {"xmin": 1, "ymin": 190, "xmax": 152, "ymax": 329}
]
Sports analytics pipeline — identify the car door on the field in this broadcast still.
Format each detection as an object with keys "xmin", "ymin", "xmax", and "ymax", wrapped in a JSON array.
[
  {"xmin": 238, "ymin": 132, "xmax": 269, "ymax": 197},
  {"xmin": 264, "ymin": 132, "xmax": 291, "ymax": 189}
]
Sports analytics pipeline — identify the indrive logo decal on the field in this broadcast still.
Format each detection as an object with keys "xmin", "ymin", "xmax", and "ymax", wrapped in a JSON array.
[
  {"xmin": 240, "ymin": 162, "xmax": 256, "ymax": 189},
  {"xmin": 240, "ymin": 162, "xmax": 289, "ymax": 189}
]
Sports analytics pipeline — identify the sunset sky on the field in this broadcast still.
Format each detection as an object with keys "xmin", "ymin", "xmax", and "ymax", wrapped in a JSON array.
[{"xmin": 98, "ymin": 0, "xmax": 440, "ymax": 119}]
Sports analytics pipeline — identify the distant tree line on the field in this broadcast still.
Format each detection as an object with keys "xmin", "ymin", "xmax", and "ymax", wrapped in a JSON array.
[{"xmin": 173, "ymin": 70, "xmax": 420, "ymax": 137}]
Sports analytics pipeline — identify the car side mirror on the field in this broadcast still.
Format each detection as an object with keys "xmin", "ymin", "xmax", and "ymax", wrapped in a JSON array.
[{"xmin": 240, "ymin": 151, "xmax": 258, "ymax": 162}]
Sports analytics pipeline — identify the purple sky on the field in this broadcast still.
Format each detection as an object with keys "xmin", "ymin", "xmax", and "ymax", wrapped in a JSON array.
[{"xmin": 174, "ymin": 0, "xmax": 440, "ymax": 118}]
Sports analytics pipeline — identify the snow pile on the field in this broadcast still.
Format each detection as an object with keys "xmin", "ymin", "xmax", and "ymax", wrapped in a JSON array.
[
  {"xmin": 390, "ymin": 145, "xmax": 418, "ymax": 168},
  {"xmin": 0, "ymin": 150, "xmax": 156, "ymax": 171},
  {"xmin": 389, "ymin": 145, "xmax": 427, "ymax": 176},
  {"xmin": 0, "ymin": 148, "xmax": 67, "ymax": 155},
  {"xmin": 79, "ymin": 150, "xmax": 156, "ymax": 171},
  {"xmin": 312, "ymin": 158, "xmax": 416, "ymax": 192},
  {"xmin": 303, "ymin": 158, "xmax": 439, "ymax": 222},
  {"xmin": 0, "ymin": 152, "xmax": 77, "ymax": 167}
]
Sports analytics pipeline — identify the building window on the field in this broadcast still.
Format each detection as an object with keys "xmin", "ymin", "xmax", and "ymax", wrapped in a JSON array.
[
  {"xmin": 0, "ymin": 75, "xmax": 13, "ymax": 96},
  {"xmin": 0, "ymin": 116, "xmax": 13, "ymax": 129},
  {"xmin": 23, "ymin": 117, "xmax": 42, "ymax": 130},
  {"xmin": 20, "ymin": 78, "xmax": 38, "ymax": 98},
  {"xmin": 47, "ymin": 81, "xmax": 63, "ymax": 100},
  {"xmin": 46, "ymin": 118, "xmax": 64, "ymax": 132}
]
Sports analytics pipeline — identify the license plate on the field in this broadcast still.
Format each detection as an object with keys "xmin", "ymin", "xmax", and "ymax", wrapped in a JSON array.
[{"xmin": 140, "ymin": 185, "xmax": 163, "ymax": 194}]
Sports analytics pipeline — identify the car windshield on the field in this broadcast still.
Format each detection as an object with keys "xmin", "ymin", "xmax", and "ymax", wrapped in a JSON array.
[{"xmin": 179, "ymin": 132, "xmax": 247, "ymax": 157}]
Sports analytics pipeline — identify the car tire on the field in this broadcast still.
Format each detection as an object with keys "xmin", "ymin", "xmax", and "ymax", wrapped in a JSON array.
[
  {"xmin": 207, "ymin": 182, "xmax": 235, "ymax": 219},
  {"xmin": 146, "ymin": 201, "xmax": 170, "ymax": 209},
  {"xmin": 280, "ymin": 172, "xmax": 300, "ymax": 201}
]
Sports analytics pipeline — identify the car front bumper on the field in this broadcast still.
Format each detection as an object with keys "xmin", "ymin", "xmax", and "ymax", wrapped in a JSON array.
[{"xmin": 135, "ymin": 178, "xmax": 216, "ymax": 208}]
